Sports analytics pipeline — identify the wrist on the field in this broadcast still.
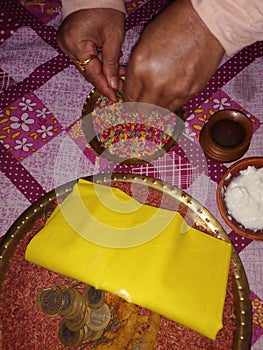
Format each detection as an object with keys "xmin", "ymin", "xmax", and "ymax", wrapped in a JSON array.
[{"xmin": 61, "ymin": 0, "xmax": 126, "ymax": 20}]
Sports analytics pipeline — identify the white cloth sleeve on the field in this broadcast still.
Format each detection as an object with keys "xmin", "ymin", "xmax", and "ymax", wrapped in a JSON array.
[{"xmin": 191, "ymin": 0, "xmax": 263, "ymax": 55}]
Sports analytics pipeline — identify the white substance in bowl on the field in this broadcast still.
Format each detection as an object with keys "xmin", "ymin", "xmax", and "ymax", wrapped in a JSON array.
[{"xmin": 225, "ymin": 166, "xmax": 263, "ymax": 230}]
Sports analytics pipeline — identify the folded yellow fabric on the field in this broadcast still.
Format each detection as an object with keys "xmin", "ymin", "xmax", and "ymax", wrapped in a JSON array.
[{"xmin": 25, "ymin": 179, "xmax": 232, "ymax": 339}]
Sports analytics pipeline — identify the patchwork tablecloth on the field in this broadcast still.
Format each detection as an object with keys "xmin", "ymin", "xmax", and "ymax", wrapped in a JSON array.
[{"xmin": 0, "ymin": 1, "xmax": 263, "ymax": 348}]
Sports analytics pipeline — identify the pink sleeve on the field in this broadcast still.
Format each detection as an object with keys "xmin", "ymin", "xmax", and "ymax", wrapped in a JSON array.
[
  {"xmin": 61, "ymin": 0, "xmax": 126, "ymax": 20},
  {"xmin": 191, "ymin": 0, "xmax": 263, "ymax": 56}
]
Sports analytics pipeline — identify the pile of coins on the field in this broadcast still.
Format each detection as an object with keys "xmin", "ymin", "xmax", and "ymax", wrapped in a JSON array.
[{"xmin": 36, "ymin": 285, "xmax": 111, "ymax": 348}]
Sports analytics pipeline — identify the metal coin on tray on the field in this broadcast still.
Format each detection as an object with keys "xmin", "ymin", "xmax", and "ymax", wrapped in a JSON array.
[
  {"xmin": 58, "ymin": 288, "xmax": 73, "ymax": 316},
  {"xmin": 58, "ymin": 288, "xmax": 85, "ymax": 318},
  {"xmin": 58, "ymin": 319, "xmax": 85, "ymax": 348},
  {"xmin": 65, "ymin": 308, "xmax": 90, "ymax": 332},
  {"xmin": 36, "ymin": 287, "xmax": 63, "ymax": 316},
  {"xmin": 87, "ymin": 328, "xmax": 105, "ymax": 342},
  {"xmin": 81, "ymin": 325, "xmax": 105, "ymax": 342},
  {"xmin": 87, "ymin": 303, "xmax": 111, "ymax": 331},
  {"xmin": 85, "ymin": 285, "xmax": 106, "ymax": 309}
]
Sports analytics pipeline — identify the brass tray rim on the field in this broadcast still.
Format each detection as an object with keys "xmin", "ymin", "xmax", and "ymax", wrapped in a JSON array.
[{"xmin": 0, "ymin": 173, "xmax": 252, "ymax": 349}]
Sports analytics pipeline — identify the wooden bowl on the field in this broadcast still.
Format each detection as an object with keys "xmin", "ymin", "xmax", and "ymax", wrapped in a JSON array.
[
  {"xmin": 199, "ymin": 109, "xmax": 253, "ymax": 162},
  {"xmin": 217, "ymin": 157, "xmax": 263, "ymax": 240}
]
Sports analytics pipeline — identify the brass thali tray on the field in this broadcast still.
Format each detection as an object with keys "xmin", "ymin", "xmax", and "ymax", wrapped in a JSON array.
[{"xmin": 0, "ymin": 173, "xmax": 252, "ymax": 349}]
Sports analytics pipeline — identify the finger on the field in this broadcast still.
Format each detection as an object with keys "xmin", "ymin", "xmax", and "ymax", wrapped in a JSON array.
[
  {"xmin": 116, "ymin": 65, "xmax": 126, "ymax": 91},
  {"xmin": 68, "ymin": 39, "xmax": 97, "ymax": 63},
  {"xmin": 122, "ymin": 69, "xmax": 144, "ymax": 103},
  {"xmin": 72, "ymin": 42, "xmax": 117, "ymax": 101},
  {"xmin": 124, "ymin": 76, "xmax": 187, "ymax": 113},
  {"xmin": 102, "ymin": 39, "xmax": 124, "ymax": 90},
  {"xmin": 136, "ymin": 91, "xmax": 187, "ymax": 113},
  {"xmin": 75, "ymin": 55, "xmax": 118, "ymax": 101},
  {"xmin": 147, "ymin": 88, "xmax": 188, "ymax": 112},
  {"xmin": 166, "ymin": 97, "xmax": 188, "ymax": 114},
  {"xmin": 86, "ymin": 57, "xmax": 118, "ymax": 101},
  {"xmin": 119, "ymin": 65, "xmax": 126, "ymax": 78}
]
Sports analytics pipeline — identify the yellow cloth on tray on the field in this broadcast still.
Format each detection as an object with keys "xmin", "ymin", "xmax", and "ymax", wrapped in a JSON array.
[{"xmin": 25, "ymin": 179, "xmax": 232, "ymax": 340}]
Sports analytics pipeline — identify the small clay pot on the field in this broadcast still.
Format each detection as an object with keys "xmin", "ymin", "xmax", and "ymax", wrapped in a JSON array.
[
  {"xmin": 199, "ymin": 109, "xmax": 253, "ymax": 162},
  {"xmin": 217, "ymin": 157, "xmax": 263, "ymax": 240}
]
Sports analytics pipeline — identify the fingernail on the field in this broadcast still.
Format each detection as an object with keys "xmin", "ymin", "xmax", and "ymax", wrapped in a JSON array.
[{"xmin": 109, "ymin": 77, "xmax": 118, "ymax": 89}]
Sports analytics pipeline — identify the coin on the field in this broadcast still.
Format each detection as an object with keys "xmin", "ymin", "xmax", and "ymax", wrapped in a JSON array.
[
  {"xmin": 87, "ymin": 328, "xmax": 104, "ymax": 341},
  {"xmin": 58, "ymin": 288, "xmax": 85, "ymax": 318},
  {"xmin": 58, "ymin": 289, "xmax": 72, "ymax": 315},
  {"xmin": 82, "ymin": 325, "xmax": 104, "ymax": 342},
  {"xmin": 85, "ymin": 285, "xmax": 106, "ymax": 309},
  {"xmin": 36, "ymin": 287, "xmax": 63, "ymax": 316},
  {"xmin": 65, "ymin": 309, "xmax": 90, "ymax": 332},
  {"xmin": 58, "ymin": 319, "xmax": 85, "ymax": 348},
  {"xmin": 87, "ymin": 304, "xmax": 111, "ymax": 331}
]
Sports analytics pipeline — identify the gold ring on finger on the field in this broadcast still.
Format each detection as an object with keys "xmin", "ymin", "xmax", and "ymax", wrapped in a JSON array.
[{"xmin": 73, "ymin": 56, "xmax": 95, "ymax": 72}]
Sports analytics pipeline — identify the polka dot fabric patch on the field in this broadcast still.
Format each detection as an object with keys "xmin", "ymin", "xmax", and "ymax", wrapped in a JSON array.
[
  {"xmin": 0, "ymin": 143, "xmax": 45, "ymax": 202},
  {"xmin": 19, "ymin": 0, "xmax": 61, "ymax": 25},
  {"xmin": 125, "ymin": 0, "xmax": 170, "ymax": 30},
  {"xmin": 186, "ymin": 42, "xmax": 263, "ymax": 116}
]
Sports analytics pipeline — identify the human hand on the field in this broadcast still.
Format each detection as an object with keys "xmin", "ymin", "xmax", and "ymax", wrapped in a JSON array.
[
  {"xmin": 122, "ymin": 0, "xmax": 224, "ymax": 111},
  {"xmin": 56, "ymin": 9, "xmax": 125, "ymax": 101}
]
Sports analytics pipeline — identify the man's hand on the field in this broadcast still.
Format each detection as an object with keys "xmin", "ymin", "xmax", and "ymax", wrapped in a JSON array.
[
  {"xmin": 57, "ymin": 8, "xmax": 125, "ymax": 101},
  {"xmin": 123, "ymin": 0, "xmax": 224, "ymax": 111}
]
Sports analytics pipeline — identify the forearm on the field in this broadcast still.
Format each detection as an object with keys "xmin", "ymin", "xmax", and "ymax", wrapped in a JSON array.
[
  {"xmin": 191, "ymin": 0, "xmax": 263, "ymax": 56},
  {"xmin": 61, "ymin": 0, "xmax": 126, "ymax": 20}
]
